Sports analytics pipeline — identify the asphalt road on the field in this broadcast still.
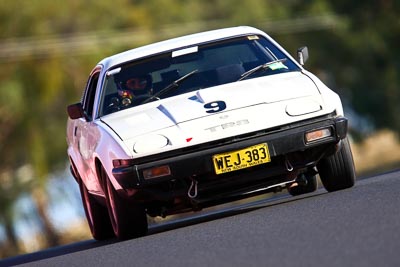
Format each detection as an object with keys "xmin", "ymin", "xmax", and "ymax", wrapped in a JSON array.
[{"xmin": 2, "ymin": 169, "xmax": 400, "ymax": 267}]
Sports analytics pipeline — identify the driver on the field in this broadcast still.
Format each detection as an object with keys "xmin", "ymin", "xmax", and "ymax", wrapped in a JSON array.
[{"xmin": 118, "ymin": 74, "xmax": 153, "ymax": 107}]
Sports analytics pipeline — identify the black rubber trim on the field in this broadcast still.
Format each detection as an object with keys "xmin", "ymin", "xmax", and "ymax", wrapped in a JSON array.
[{"xmin": 113, "ymin": 115, "xmax": 348, "ymax": 189}]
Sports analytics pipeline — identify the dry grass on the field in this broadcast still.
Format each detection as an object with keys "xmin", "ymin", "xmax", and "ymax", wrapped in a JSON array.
[{"xmin": 351, "ymin": 129, "xmax": 400, "ymax": 176}]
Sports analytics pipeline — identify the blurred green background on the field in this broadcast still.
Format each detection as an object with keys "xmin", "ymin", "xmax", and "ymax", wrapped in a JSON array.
[{"xmin": 1, "ymin": 0, "xmax": 399, "ymax": 259}]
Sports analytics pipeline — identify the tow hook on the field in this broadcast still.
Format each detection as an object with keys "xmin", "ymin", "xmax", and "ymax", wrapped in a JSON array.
[
  {"xmin": 285, "ymin": 157, "xmax": 294, "ymax": 172},
  {"xmin": 187, "ymin": 177, "xmax": 198, "ymax": 199}
]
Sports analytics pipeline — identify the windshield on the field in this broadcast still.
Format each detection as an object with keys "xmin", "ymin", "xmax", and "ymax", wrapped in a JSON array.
[{"xmin": 99, "ymin": 35, "xmax": 300, "ymax": 116}]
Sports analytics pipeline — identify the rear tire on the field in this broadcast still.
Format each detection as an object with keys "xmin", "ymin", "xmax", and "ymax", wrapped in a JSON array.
[
  {"xmin": 78, "ymin": 178, "xmax": 114, "ymax": 240},
  {"xmin": 317, "ymin": 137, "xmax": 356, "ymax": 192},
  {"xmin": 101, "ymin": 166, "xmax": 148, "ymax": 240},
  {"xmin": 288, "ymin": 174, "xmax": 318, "ymax": 196}
]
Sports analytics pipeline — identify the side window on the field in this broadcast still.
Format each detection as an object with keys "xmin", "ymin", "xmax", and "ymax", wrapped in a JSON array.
[{"xmin": 82, "ymin": 72, "xmax": 100, "ymax": 120}]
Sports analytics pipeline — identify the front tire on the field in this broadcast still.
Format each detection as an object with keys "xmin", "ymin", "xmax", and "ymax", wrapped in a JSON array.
[
  {"xmin": 78, "ymin": 178, "xmax": 114, "ymax": 240},
  {"xmin": 101, "ymin": 166, "xmax": 148, "ymax": 240},
  {"xmin": 317, "ymin": 137, "xmax": 356, "ymax": 192}
]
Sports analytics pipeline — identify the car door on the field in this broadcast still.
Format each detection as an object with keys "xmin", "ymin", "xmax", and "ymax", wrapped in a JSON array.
[{"xmin": 76, "ymin": 67, "xmax": 103, "ymax": 194}]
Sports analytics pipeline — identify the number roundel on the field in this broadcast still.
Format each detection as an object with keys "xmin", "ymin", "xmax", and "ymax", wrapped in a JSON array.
[{"xmin": 204, "ymin": 101, "xmax": 226, "ymax": 113}]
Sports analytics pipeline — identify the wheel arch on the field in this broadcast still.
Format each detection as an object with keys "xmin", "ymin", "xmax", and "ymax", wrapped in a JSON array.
[{"xmin": 94, "ymin": 157, "xmax": 106, "ymax": 191}]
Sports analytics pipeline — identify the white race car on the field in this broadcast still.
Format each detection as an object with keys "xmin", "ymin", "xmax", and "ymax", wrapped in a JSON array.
[{"xmin": 67, "ymin": 26, "xmax": 355, "ymax": 240}]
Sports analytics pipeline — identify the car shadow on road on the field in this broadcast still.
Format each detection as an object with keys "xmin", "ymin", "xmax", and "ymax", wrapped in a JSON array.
[
  {"xmin": 148, "ymin": 189, "xmax": 328, "ymax": 234},
  {"xmin": 1, "ymin": 189, "xmax": 329, "ymax": 267}
]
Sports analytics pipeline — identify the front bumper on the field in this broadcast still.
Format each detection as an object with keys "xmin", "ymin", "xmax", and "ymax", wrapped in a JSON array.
[{"xmin": 113, "ymin": 115, "xmax": 348, "ymax": 193}]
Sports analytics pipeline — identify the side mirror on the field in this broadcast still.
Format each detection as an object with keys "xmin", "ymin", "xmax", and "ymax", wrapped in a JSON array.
[
  {"xmin": 67, "ymin": 103, "xmax": 85, "ymax": 120},
  {"xmin": 297, "ymin": 46, "xmax": 309, "ymax": 66}
]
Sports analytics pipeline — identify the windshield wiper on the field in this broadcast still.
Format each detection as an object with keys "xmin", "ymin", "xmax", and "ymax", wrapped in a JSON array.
[
  {"xmin": 142, "ymin": 69, "xmax": 198, "ymax": 104},
  {"xmin": 237, "ymin": 58, "xmax": 287, "ymax": 81}
]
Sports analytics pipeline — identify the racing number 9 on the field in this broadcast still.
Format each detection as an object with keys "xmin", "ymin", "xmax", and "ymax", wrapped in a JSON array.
[{"xmin": 204, "ymin": 101, "xmax": 226, "ymax": 113}]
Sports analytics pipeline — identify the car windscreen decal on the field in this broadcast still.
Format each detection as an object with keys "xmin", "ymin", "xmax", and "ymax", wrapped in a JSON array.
[{"xmin": 172, "ymin": 46, "xmax": 198, "ymax": 57}]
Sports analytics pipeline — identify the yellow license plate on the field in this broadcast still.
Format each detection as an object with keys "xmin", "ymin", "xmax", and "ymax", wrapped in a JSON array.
[{"xmin": 213, "ymin": 143, "xmax": 271, "ymax": 175}]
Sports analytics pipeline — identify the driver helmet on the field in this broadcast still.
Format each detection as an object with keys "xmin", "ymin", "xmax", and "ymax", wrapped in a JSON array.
[
  {"xmin": 118, "ymin": 74, "xmax": 152, "ymax": 106},
  {"xmin": 126, "ymin": 77, "xmax": 149, "ymax": 91}
]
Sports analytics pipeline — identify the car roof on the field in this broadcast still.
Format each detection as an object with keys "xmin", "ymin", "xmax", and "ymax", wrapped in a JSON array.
[{"xmin": 98, "ymin": 26, "xmax": 267, "ymax": 70}]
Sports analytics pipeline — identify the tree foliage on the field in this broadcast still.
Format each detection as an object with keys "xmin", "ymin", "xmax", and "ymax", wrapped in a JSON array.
[{"xmin": 0, "ymin": 0, "xmax": 399, "ymax": 257}]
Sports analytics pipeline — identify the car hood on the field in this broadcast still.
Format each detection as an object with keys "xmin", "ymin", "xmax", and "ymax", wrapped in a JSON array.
[{"xmin": 101, "ymin": 72, "xmax": 327, "ymax": 154}]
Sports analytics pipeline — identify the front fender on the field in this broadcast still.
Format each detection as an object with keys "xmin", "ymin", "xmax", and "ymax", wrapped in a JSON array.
[{"xmin": 92, "ymin": 121, "xmax": 133, "ymax": 191}]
